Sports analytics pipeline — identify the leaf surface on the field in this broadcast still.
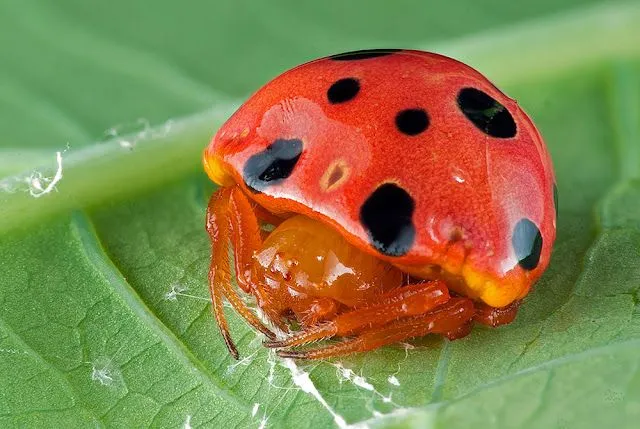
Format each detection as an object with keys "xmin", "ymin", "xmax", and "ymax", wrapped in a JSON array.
[{"xmin": 1, "ymin": 2, "xmax": 640, "ymax": 428}]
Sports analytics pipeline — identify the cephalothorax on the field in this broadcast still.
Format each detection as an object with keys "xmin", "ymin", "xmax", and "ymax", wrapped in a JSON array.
[{"xmin": 203, "ymin": 49, "xmax": 557, "ymax": 359}]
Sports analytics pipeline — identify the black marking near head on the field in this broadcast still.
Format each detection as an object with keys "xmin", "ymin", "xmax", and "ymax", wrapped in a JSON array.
[
  {"xmin": 329, "ymin": 49, "xmax": 402, "ymax": 61},
  {"xmin": 512, "ymin": 218, "xmax": 543, "ymax": 270},
  {"xmin": 359, "ymin": 183, "xmax": 416, "ymax": 257},
  {"xmin": 553, "ymin": 184, "xmax": 559, "ymax": 220},
  {"xmin": 243, "ymin": 138, "xmax": 303, "ymax": 192},
  {"xmin": 457, "ymin": 87, "xmax": 517, "ymax": 138},
  {"xmin": 395, "ymin": 108, "xmax": 430, "ymax": 136},
  {"xmin": 327, "ymin": 78, "xmax": 360, "ymax": 104}
]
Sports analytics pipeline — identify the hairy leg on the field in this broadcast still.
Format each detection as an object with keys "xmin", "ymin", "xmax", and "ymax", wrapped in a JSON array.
[
  {"xmin": 291, "ymin": 297, "xmax": 339, "ymax": 328},
  {"xmin": 474, "ymin": 299, "xmax": 521, "ymax": 327},
  {"xmin": 206, "ymin": 189, "xmax": 240, "ymax": 359},
  {"xmin": 226, "ymin": 188, "xmax": 291, "ymax": 331},
  {"xmin": 277, "ymin": 298, "xmax": 475, "ymax": 359},
  {"xmin": 265, "ymin": 281, "xmax": 450, "ymax": 349},
  {"xmin": 206, "ymin": 188, "xmax": 276, "ymax": 359},
  {"xmin": 227, "ymin": 188, "xmax": 264, "ymax": 294}
]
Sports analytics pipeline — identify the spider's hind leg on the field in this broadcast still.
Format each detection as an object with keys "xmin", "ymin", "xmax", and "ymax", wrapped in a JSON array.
[{"xmin": 277, "ymin": 298, "xmax": 475, "ymax": 360}]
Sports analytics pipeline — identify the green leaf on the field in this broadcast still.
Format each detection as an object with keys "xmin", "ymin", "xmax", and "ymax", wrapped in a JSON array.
[{"xmin": 2, "ymin": 1, "xmax": 640, "ymax": 428}]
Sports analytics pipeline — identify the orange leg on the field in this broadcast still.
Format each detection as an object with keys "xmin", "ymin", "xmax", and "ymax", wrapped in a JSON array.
[
  {"xmin": 206, "ymin": 187, "xmax": 276, "ymax": 359},
  {"xmin": 226, "ymin": 189, "xmax": 293, "ymax": 331},
  {"xmin": 227, "ymin": 187, "xmax": 264, "ymax": 294},
  {"xmin": 276, "ymin": 298, "xmax": 475, "ymax": 360},
  {"xmin": 265, "ymin": 281, "xmax": 451, "ymax": 349},
  {"xmin": 292, "ymin": 297, "xmax": 340, "ymax": 328},
  {"xmin": 444, "ymin": 320, "xmax": 474, "ymax": 340},
  {"xmin": 474, "ymin": 299, "xmax": 521, "ymax": 327},
  {"xmin": 206, "ymin": 189, "xmax": 240, "ymax": 358},
  {"xmin": 253, "ymin": 203, "xmax": 286, "ymax": 228}
]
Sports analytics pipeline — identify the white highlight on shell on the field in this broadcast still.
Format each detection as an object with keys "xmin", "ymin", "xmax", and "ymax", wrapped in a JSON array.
[{"xmin": 450, "ymin": 166, "xmax": 467, "ymax": 184}]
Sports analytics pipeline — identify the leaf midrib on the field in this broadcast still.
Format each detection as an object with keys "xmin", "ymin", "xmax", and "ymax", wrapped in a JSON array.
[{"xmin": 70, "ymin": 212, "xmax": 254, "ymax": 415}]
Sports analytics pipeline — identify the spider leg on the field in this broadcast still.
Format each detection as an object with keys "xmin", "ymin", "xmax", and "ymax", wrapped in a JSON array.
[
  {"xmin": 253, "ymin": 202, "xmax": 286, "ymax": 228},
  {"xmin": 443, "ymin": 320, "xmax": 474, "ymax": 340},
  {"xmin": 265, "ymin": 281, "xmax": 450, "ymax": 349},
  {"xmin": 206, "ymin": 188, "xmax": 276, "ymax": 359},
  {"xmin": 227, "ymin": 187, "xmax": 290, "ymax": 332},
  {"xmin": 293, "ymin": 297, "xmax": 339, "ymax": 328},
  {"xmin": 474, "ymin": 299, "xmax": 521, "ymax": 327},
  {"xmin": 206, "ymin": 189, "xmax": 240, "ymax": 359},
  {"xmin": 276, "ymin": 298, "xmax": 474, "ymax": 360},
  {"xmin": 227, "ymin": 187, "xmax": 263, "ymax": 293}
]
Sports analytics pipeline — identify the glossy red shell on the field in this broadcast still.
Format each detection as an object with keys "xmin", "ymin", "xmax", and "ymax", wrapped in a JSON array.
[{"xmin": 204, "ymin": 50, "xmax": 556, "ymax": 308}]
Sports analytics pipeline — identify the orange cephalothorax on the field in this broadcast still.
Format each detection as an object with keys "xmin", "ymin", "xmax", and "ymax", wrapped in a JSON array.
[{"xmin": 203, "ymin": 49, "xmax": 556, "ymax": 359}]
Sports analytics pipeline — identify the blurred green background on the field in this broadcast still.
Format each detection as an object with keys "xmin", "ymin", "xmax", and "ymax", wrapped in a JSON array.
[
  {"xmin": 0, "ymin": 0, "xmax": 618, "ymax": 149},
  {"xmin": 1, "ymin": 1, "xmax": 640, "ymax": 428}
]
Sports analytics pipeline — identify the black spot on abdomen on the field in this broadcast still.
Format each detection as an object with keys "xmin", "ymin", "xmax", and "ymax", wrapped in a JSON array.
[
  {"xmin": 329, "ymin": 49, "xmax": 402, "ymax": 61},
  {"xmin": 360, "ymin": 183, "xmax": 416, "ymax": 257},
  {"xmin": 243, "ymin": 138, "xmax": 303, "ymax": 192},
  {"xmin": 396, "ymin": 108, "xmax": 430, "ymax": 136},
  {"xmin": 457, "ymin": 87, "xmax": 517, "ymax": 138},
  {"xmin": 512, "ymin": 218, "xmax": 543, "ymax": 270},
  {"xmin": 327, "ymin": 78, "xmax": 360, "ymax": 104}
]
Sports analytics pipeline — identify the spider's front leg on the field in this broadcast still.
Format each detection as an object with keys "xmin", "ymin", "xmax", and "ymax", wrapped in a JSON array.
[{"xmin": 206, "ymin": 186, "xmax": 280, "ymax": 359}]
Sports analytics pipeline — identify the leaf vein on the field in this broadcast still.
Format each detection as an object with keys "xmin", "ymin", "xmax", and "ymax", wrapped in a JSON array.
[{"xmin": 71, "ymin": 212, "xmax": 253, "ymax": 414}]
